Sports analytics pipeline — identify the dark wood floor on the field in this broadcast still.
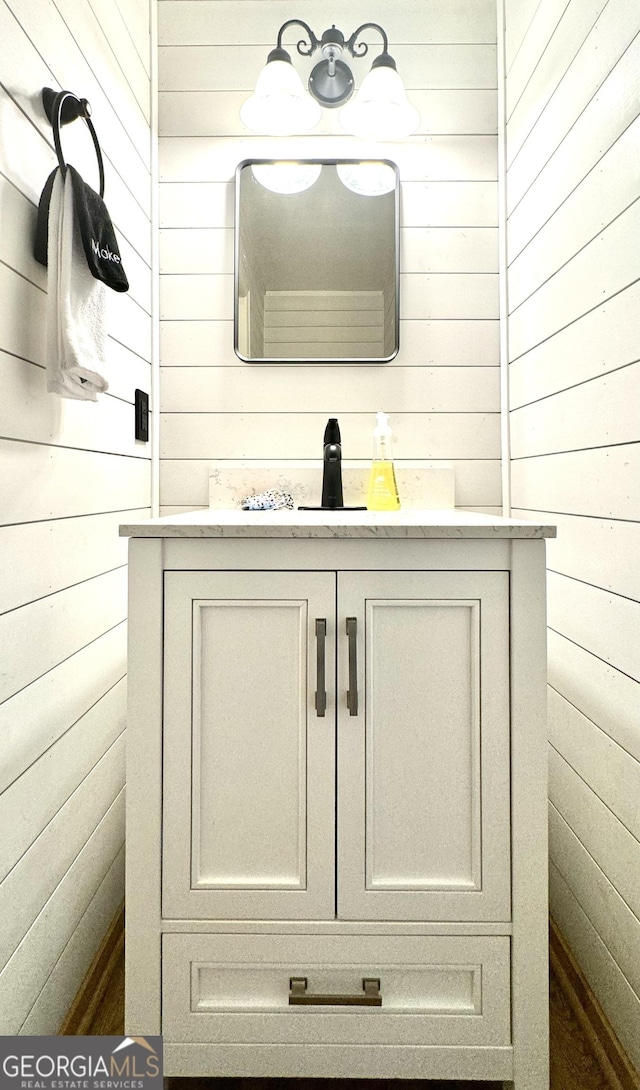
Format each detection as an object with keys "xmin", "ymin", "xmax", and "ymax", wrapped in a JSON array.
[{"xmin": 90, "ymin": 952, "xmax": 611, "ymax": 1089}]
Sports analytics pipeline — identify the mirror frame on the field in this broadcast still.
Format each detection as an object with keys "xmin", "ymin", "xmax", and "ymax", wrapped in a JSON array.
[{"xmin": 234, "ymin": 158, "xmax": 400, "ymax": 364}]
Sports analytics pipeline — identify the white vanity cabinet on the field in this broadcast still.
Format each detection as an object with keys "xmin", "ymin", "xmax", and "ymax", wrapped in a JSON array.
[{"xmin": 123, "ymin": 511, "xmax": 555, "ymax": 1089}]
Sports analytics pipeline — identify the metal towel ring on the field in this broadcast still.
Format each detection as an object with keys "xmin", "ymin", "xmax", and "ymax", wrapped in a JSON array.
[{"xmin": 42, "ymin": 87, "xmax": 105, "ymax": 197}]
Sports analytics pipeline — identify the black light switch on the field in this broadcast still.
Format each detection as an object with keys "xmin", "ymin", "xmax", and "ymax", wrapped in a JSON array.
[{"xmin": 135, "ymin": 389, "xmax": 149, "ymax": 442}]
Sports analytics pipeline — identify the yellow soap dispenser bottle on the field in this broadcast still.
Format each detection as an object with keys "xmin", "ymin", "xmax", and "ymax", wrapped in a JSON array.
[{"xmin": 366, "ymin": 411, "xmax": 401, "ymax": 511}]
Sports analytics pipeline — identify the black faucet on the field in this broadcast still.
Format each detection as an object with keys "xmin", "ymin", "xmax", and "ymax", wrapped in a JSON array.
[
  {"xmin": 298, "ymin": 417, "xmax": 366, "ymax": 511},
  {"xmin": 321, "ymin": 418, "xmax": 343, "ymax": 509}
]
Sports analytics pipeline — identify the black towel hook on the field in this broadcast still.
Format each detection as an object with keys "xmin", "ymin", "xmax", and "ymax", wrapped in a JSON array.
[{"xmin": 42, "ymin": 87, "xmax": 105, "ymax": 197}]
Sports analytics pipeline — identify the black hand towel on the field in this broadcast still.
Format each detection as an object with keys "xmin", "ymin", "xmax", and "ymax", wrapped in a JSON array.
[{"xmin": 34, "ymin": 165, "xmax": 129, "ymax": 293}]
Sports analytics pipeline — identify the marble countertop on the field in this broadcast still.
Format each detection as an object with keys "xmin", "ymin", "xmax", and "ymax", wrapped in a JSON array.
[{"xmin": 120, "ymin": 509, "xmax": 557, "ymax": 539}]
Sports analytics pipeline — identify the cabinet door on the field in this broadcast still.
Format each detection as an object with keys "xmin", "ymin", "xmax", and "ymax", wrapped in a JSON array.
[
  {"xmin": 337, "ymin": 571, "xmax": 510, "ymax": 921},
  {"xmin": 162, "ymin": 571, "xmax": 336, "ymax": 919}
]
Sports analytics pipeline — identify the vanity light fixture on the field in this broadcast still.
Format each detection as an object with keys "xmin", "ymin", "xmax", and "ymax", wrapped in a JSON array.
[{"xmin": 240, "ymin": 20, "xmax": 420, "ymax": 139}]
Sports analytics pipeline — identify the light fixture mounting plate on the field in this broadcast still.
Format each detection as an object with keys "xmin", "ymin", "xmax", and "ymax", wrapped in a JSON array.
[{"xmin": 308, "ymin": 58, "xmax": 354, "ymax": 107}]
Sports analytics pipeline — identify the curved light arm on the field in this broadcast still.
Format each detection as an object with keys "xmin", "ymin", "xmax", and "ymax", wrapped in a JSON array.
[
  {"xmin": 345, "ymin": 22, "xmax": 389, "ymax": 59},
  {"xmin": 275, "ymin": 19, "xmax": 320, "ymax": 56}
]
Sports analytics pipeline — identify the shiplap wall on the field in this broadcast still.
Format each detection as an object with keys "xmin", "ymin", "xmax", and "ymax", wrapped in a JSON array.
[
  {"xmin": 157, "ymin": 0, "xmax": 501, "ymax": 514},
  {"xmin": 503, "ymin": 0, "xmax": 640, "ymax": 1068},
  {"xmin": 0, "ymin": 0, "xmax": 152, "ymax": 1032}
]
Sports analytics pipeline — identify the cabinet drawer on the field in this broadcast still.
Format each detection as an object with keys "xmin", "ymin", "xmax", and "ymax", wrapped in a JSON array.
[{"xmin": 163, "ymin": 933, "xmax": 511, "ymax": 1047}]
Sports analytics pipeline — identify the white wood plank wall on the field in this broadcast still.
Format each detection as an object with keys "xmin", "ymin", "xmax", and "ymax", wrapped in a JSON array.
[
  {"xmin": 502, "ymin": 0, "xmax": 640, "ymax": 1069},
  {"xmin": 0, "ymin": 0, "xmax": 152, "ymax": 1032},
  {"xmin": 157, "ymin": 0, "xmax": 501, "ymax": 514}
]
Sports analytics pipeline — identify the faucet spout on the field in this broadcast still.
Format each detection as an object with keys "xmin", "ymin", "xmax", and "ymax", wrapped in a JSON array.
[{"xmin": 321, "ymin": 419, "xmax": 343, "ymax": 508}]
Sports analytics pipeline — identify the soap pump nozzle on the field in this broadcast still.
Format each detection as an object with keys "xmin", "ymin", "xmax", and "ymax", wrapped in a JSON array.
[{"xmin": 373, "ymin": 411, "xmax": 393, "ymax": 460}]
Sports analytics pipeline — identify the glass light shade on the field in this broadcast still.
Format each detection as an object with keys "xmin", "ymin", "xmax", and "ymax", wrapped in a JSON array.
[
  {"xmin": 240, "ymin": 59, "xmax": 322, "ymax": 135},
  {"xmin": 340, "ymin": 65, "xmax": 420, "ymax": 140},
  {"xmin": 336, "ymin": 161, "xmax": 396, "ymax": 196},
  {"xmin": 251, "ymin": 162, "xmax": 322, "ymax": 194}
]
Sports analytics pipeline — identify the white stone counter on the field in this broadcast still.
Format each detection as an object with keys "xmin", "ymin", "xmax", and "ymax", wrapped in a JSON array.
[{"xmin": 120, "ymin": 508, "xmax": 556, "ymax": 539}]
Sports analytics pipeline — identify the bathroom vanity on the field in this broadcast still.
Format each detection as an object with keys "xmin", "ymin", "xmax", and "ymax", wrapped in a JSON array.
[{"xmin": 122, "ymin": 509, "xmax": 555, "ymax": 1089}]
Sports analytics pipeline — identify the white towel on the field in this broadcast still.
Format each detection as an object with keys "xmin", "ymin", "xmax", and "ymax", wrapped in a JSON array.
[{"xmin": 46, "ymin": 169, "xmax": 109, "ymax": 400}]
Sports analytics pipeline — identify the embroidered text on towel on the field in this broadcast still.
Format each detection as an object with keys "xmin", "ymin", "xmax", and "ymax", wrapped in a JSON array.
[{"xmin": 91, "ymin": 238, "xmax": 121, "ymax": 263}]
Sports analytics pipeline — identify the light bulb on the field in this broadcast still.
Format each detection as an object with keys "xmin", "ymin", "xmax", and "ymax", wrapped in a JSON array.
[
  {"xmin": 340, "ymin": 65, "xmax": 420, "ymax": 140},
  {"xmin": 240, "ymin": 59, "xmax": 322, "ymax": 135}
]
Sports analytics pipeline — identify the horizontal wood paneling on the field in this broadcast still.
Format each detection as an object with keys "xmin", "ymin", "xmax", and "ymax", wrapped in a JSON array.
[
  {"xmin": 506, "ymin": 36, "xmax": 640, "ymax": 262},
  {"xmin": 0, "ymin": 622, "xmax": 127, "ymax": 795},
  {"xmin": 508, "ymin": 119, "xmax": 640, "ymax": 311},
  {"xmin": 48, "ymin": 0, "xmax": 150, "ymax": 143},
  {"xmin": 84, "ymin": 0, "xmax": 151, "ymax": 118},
  {"xmin": 0, "ymin": 509, "xmax": 147, "ymax": 616},
  {"xmin": 509, "ymin": 281, "xmax": 640, "ymax": 408},
  {"xmin": 511, "ymin": 510, "xmax": 640, "ymax": 603},
  {"xmin": 160, "ymin": 365, "xmax": 500, "ymax": 414},
  {"xmin": 0, "ymin": 354, "xmax": 150, "ymax": 459},
  {"xmin": 105, "ymin": 339, "xmax": 153, "ymax": 402},
  {"xmin": 405, "ymin": 181, "xmax": 500, "ymax": 227},
  {"xmin": 0, "ymin": 441, "xmax": 150, "ymax": 524},
  {"xmin": 20, "ymin": 844, "xmax": 125, "ymax": 1034},
  {"xmin": 506, "ymin": 1, "xmax": 640, "ymax": 213},
  {"xmin": 159, "ymin": 458, "xmax": 502, "ymax": 509},
  {"xmin": 160, "ymin": 183, "xmax": 232, "ymax": 228},
  {"xmin": 158, "ymin": 7, "xmax": 499, "ymax": 517},
  {"xmin": 159, "ymin": 227, "xmax": 499, "ymax": 275},
  {"xmin": 508, "ymin": 124, "xmax": 636, "ymax": 313},
  {"xmin": 159, "ymin": 89, "xmax": 497, "ymax": 138},
  {"xmin": 401, "ymin": 274, "xmax": 499, "ymax": 319},
  {"xmin": 115, "ymin": 0, "xmax": 150, "ymax": 75},
  {"xmin": 161, "ymin": 273, "xmax": 500, "ymax": 323},
  {"xmin": 0, "ymin": 728, "xmax": 125, "ymax": 971},
  {"xmin": 509, "ymin": 200, "xmax": 640, "ymax": 361},
  {"xmin": 159, "ymin": 44, "xmax": 497, "ymax": 92},
  {"xmin": 505, "ymin": 3, "xmax": 640, "ymax": 1059},
  {"xmin": 510, "ymin": 364, "xmax": 640, "ymax": 458},
  {"xmin": 506, "ymin": 0, "xmax": 607, "ymax": 133},
  {"xmin": 549, "ymin": 748, "xmax": 640, "ymax": 922},
  {"xmin": 0, "ymin": 789, "xmax": 125, "ymax": 1033},
  {"xmin": 549, "ymin": 804, "xmax": 640, "ymax": 998},
  {"xmin": 0, "ymin": 0, "xmax": 151, "ymax": 1039},
  {"xmin": 160, "ymin": 228, "xmax": 234, "ymax": 274},
  {"xmin": 0, "ymin": 681, "xmax": 126, "ymax": 885},
  {"xmin": 160, "ymin": 273, "xmax": 232, "ymax": 319},
  {"xmin": 510, "ymin": 444, "xmax": 639, "ymax": 520},
  {"xmin": 547, "ymin": 629, "xmax": 640, "ymax": 765},
  {"xmin": 549, "ymin": 862, "xmax": 640, "ymax": 1072},
  {"xmin": 546, "ymin": 570, "xmax": 640, "ymax": 683},
  {"xmin": 401, "ymin": 229, "xmax": 499, "ymax": 273},
  {"xmin": 159, "ymin": 411, "xmax": 500, "ymax": 460},
  {"xmin": 0, "ymin": 567, "xmax": 128, "ymax": 706},
  {"xmin": 548, "ymin": 688, "xmax": 640, "ymax": 838},
  {"xmin": 158, "ymin": 1, "xmax": 498, "ymax": 46},
  {"xmin": 159, "ymin": 135, "xmax": 498, "ymax": 183},
  {"xmin": 107, "ymin": 292, "xmax": 152, "ymax": 360},
  {"xmin": 2, "ymin": 0, "xmax": 151, "ymax": 209},
  {"xmin": 160, "ymin": 318, "xmax": 500, "ymax": 368},
  {"xmin": 504, "ymin": 0, "xmax": 539, "ymax": 70},
  {"xmin": 159, "ymin": 180, "xmax": 500, "ymax": 229},
  {"xmin": 0, "ymin": 255, "xmax": 150, "ymax": 379}
]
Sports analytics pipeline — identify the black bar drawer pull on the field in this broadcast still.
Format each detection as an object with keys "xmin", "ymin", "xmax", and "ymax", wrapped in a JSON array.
[
  {"xmin": 315, "ymin": 618, "xmax": 327, "ymax": 717},
  {"xmin": 289, "ymin": 976, "xmax": 382, "ymax": 1006},
  {"xmin": 346, "ymin": 616, "xmax": 358, "ymax": 715}
]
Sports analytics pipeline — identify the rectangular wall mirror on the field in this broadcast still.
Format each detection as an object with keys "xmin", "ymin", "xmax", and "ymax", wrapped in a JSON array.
[{"xmin": 235, "ymin": 159, "xmax": 399, "ymax": 363}]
